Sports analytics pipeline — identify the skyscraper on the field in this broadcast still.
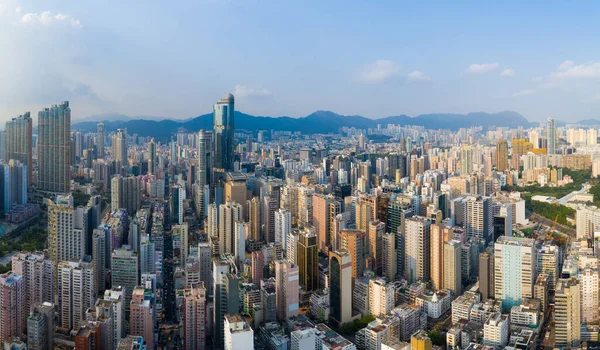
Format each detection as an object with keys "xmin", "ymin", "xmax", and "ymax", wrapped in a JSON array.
[
  {"xmin": 48, "ymin": 194, "xmax": 88, "ymax": 268},
  {"xmin": 555, "ymin": 277, "xmax": 580, "ymax": 348},
  {"xmin": 494, "ymin": 236, "xmax": 536, "ymax": 312},
  {"xmin": 329, "ymin": 249, "xmax": 352, "ymax": 327},
  {"xmin": 275, "ymin": 261, "xmax": 299, "ymax": 321},
  {"xmin": 212, "ymin": 93, "xmax": 235, "ymax": 184},
  {"xmin": 0, "ymin": 272, "xmax": 24, "ymax": 343},
  {"xmin": 443, "ymin": 240, "xmax": 462, "ymax": 297},
  {"xmin": 460, "ymin": 146, "xmax": 473, "ymax": 175},
  {"xmin": 546, "ymin": 117, "xmax": 557, "ymax": 155},
  {"xmin": 430, "ymin": 223, "xmax": 445, "ymax": 291},
  {"xmin": 5, "ymin": 112, "xmax": 32, "ymax": 183},
  {"xmin": 58, "ymin": 259, "xmax": 95, "ymax": 331},
  {"xmin": 147, "ymin": 138, "xmax": 156, "ymax": 175},
  {"xmin": 130, "ymin": 286, "xmax": 155, "ymax": 347},
  {"xmin": 196, "ymin": 130, "xmax": 210, "ymax": 221},
  {"xmin": 92, "ymin": 229, "xmax": 107, "ymax": 294},
  {"xmin": 97, "ymin": 123, "xmax": 105, "ymax": 159},
  {"xmin": 112, "ymin": 128, "xmax": 128, "ymax": 169},
  {"xmin": 111, "ymin": 175, "xmax": 141, "ymax": 215},
  {"xmin": 368, "ymin": 220, "xmax": 384, "ymax": 275},
  {"xmin": 297, "ymin": 229, "xmax": 319, "ymax": 292},
  {"xmin": 111, "ymin": 246, "xmax": 139, "ymax": 311},
  {"xmin": 496, "ymin": 139, "xmax": 509, "ymax": 171},
  {"xmin": 11, "ymin": 252, "xmax": 54, "ymax": 321},
  {"xmin": 339, "ymin": 229, "xmax": 367, "ymax": 280},
  {"xmin": 404, "ymin": 216, "xmax": 431, "ymax": 283},
  {"xmin": 219, "ymin": 201, "xmax": 243, "ymax": 255},
  {"xmin": 27, "ymin": 302, "xmax": 54, "ymax": 350},
  {"xmin": 38, "ymin": 101, "xmax": 71, "ymax": 193},
  {"xmin": 183, "ymin": 283, "xmax": 207, "ymax": 350}
]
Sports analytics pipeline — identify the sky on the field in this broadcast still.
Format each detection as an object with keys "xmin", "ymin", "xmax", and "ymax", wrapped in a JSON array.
[{"xmin": 1, "ymin": 0, "xmax": 600, "ymax": 124}]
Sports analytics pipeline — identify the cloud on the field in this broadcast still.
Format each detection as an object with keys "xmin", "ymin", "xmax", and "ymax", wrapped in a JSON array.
[
  {"xmin": 500, "ymin": 68, "xmax": 515, "ymax": 77},
  {"xmin": 557, "ymin": 60, "xmax": 574, "ymax": 71},
  {"xmin": 358, "ymin": 60, "xmax": 400, "ymax": 83},
  {"xmin": 467, "ymin": 63, "xmax": 499, "ymax": 74},
  {"xmin": 551, "ymin": 60, "xmax": 600, "ymax": 78},
  {"xmin": 21, "ymin": 11, "xmax": 82, "ymax": 28},
  {"xmin": 407, "ymin": 71, "xmax": 431, "ymax": 82},
  {"xmin": 513, "ymin": 89, "xmax": 535, "ymax": 97},
  {"xmin": 234, "ymin": 85, "xmax": 271, "ymax": 97}
]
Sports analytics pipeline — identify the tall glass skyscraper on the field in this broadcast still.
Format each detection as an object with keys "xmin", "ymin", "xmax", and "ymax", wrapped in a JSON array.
[
  {"xmin": 546, "ymin": 117, "xmax": 556, "ymax": 155},
  {"xmin": 38, "ymin": 101, "xmax": 71, "ymax": 193},
  {"xmin": 212, "ymin": 93, "xmax": 235, "ymax": 184}
]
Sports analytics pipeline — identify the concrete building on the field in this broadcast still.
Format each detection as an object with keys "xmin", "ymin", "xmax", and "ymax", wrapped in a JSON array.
[
  {"xmin": 494, "ymin": 236, "xmax": 536, "ymax": 312},
  {"xmin": 483, "ymin": 312, "xmax": 509, "ymax": 347},
  {"xmin": 11, "ymin": 252, "xmax": 54, "ymax": 320},
  {"xmin": 297, "ymin": 229, "xmax": 319, "ymax": 292},
  {"xmin": 130, "ymin": 286, "xmax": 154, "ymax": 347},
  {"xmin": 111, "ymin": 246, "xmax": 139, "ymax": 310},
  {"xmin": 275, "ymin": 261, "xmax": 299, "ymax": 321},
  {"xmin": 429, "ymin": 223, "xmax": 445, "ymax": 291},
  {"xmin": 404, "ymin": 216, "xmax": 431, "ymax": 283},
  {"xmin": 111, "ymin": 175, "xmax": 141, "ymax": 215},
  {"xmin": 37, "ymin": 101, "xmax": 71, "ymax": 193},
  {"xmin": 369, "ymin": 279, "xmax": 396, "ymax": 318},
  {"xmin": 112, "ymin": 128, "xmax": 128, "ymax": 169},
  {"xmin": 339, "ymin": 229, "xmax": 367, "ymax": 280},
  {"xmin": 27, "ymin": 302, "xmax": 54, "ymax": 350},
  {"xmin": 182, "ymin": 283, "xmax": 207, "ymax": 350},
  {"xmin": 224, "ymin": 314, "xmax": 253, "ymax": 350},
  {"xmin": 443, "ymin": 240, "xmax": 462, "ymax": 297},
  {"xmin": 329, "ymin": 249, "xmax": 353, "ymax": 327},
  {"xmin": 58, "ymin": 259, "xmax": 95, "ymax": 331},
  {"xmin": 219, "ymin": 201, "xmax": 243, "ymax": 256},
  {"xmin": 0, "ymin": 272, "xmax": 23, "ymax": 343},
  {"xmin": 555, "ymin": 277, "xmax": 580, "ymax": 348}
]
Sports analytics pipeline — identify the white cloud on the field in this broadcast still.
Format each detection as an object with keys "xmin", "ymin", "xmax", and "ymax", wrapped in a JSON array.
[
  {"xmin": 552, "ymin": 60, "xmax": 600, "ymax": 78},
  {"xmin": 467, "ymin": 63, "xmax": 499, "ymax": 74},
  {"xmin": 358, "ymin": 60, "xmax": 400, "ymax": 83},
  {"xmin": 500, "ymin": 68, "xmax": 516, "ymax": 77},
  {"xmin": 21, "ymin": 10, "xmax": 82, "ymax": 28},
  {"xmin": 234, "ymin": 85, "xmax": 271, "ymax": 97},
  {"xmin": 513, "ymin": 89, "xmax": 535, "ymax": 97},
  {"xmin": 557, "ymin": 60, "xmax": 574, "ymax": 71},
  {"xmin": 407, "ymin": 70, "xmax": 431, "ymax": 82}
]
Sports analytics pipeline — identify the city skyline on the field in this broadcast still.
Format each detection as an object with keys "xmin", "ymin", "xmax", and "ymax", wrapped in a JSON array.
[{"xmin": 2, "ymin": 1, "xmax": 600, "ymax": 123}]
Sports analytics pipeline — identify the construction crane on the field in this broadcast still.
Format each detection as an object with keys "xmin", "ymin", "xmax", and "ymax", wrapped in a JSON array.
[{"xmin": 548, "ymin": 214, "xmax": 559, "ymax": 240}]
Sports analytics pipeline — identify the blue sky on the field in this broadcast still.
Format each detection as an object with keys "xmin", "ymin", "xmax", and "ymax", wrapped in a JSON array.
[{"xmin": 1, "ymin": 0, "xmax": 600, "ymax": 123}]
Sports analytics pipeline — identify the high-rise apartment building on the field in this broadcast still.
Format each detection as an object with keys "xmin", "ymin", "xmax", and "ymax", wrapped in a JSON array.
[
  {"xmin": 27, "ymin": 302, "xmax": 54, "ymax": 350},
  {"xmin": 48, "ymin": 195, "xmax": 88, "ymax": 269},
  {"xmin": 368, "ymin": 220, "xmax": 384, "ymax": 275},
  {"xmin": 219, "ymin": 201, "xmax": 243, "ymax": 255},
  {"xmin": 405, "ymin": 216, "xmax": 431, "ymax": 283},
  {"xmin": 0, "ymin": 272, "xmax": 24, "ymax": 343},
  {"xmin": 430, "ymin": 223, "xmax": 445, "ymax": 291},
  {"xmin": 382, "ymin": 232, "xmax": 396, "ymax": 281},
  {"xmin": 313, "ymin": 194, "xmax": 340, "ymax": 253},
  {"xmin": 213, "ymin": 259, "xmax": 239, "ymax": 350},
  {"xmin": 130, "ymin": 286, "xmax": 155, "ymax": 347},
  {"xmin": 460, "ymin": 146, "xmax": 473, "ymax": 175},
  {"xmin": 274, "ymin": 208, "xmax": 291, "ymax": 248},
  {"xmin": 546, "ymin": 117, "xmax": 556, "ymax": 155},
  {"xmin": 147, "ymin": 139, "xmax": 156, "ymax": 175},
  {"xmin": 11, "ymin": 252, "xmax": 54, "ymax": 320},
  {"xmin": 275, "ymin": 261, "xmax": 299, "ymax": 321},
  {"xmin": 495, "ymin": 139, "xmax": 509, "ymax": 171},
  {"xmin": 38, "ymin": 101, "xmax": 71, "ymax": 193},
  {"xmin": 111, "ymin": 175, "xmax": 141, "ymax": 215},
  {"xmin": 555, "ymin": 278, "xmax": 580, "ymax": 348},
  {"xmin": 5, "ymin": 112, "xmax": 32, "ymax": 183},
  {"xmin": 339, "ymin": 229, "xmax": 367, "ymax": 280},
  {"xmin": 479, "ymin": 251, "xmax": 494, "ymax": 300},
  {"xmin": 58, "ymin": 259, "xmax": 95, "ymax": 331},
  {"xmin": 494, "ymin": 236, "xmax": 536, "ymax": 312},
  {"xmin": 443, "ymin": 240, "xmax": 462, "ymax": 297},
  {"xmin": 97, "ymin": 123, "xmax": 105, "ymax": 159},
  {"xmin": 112, "ymin": 128, "xmax": 128, "ymax": 169},
  {"xmin": 183, "ymin": 283, "xmax": 207, "ymax": 350},
  {"xmin": 92, "ymin": 228, "xmax": 107, "ymax": 294}
]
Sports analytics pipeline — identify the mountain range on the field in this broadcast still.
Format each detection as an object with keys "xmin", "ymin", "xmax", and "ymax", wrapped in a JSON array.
[{"xmin": 72, "ymin": 110, "xmax": 541, "ymax": 138}]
